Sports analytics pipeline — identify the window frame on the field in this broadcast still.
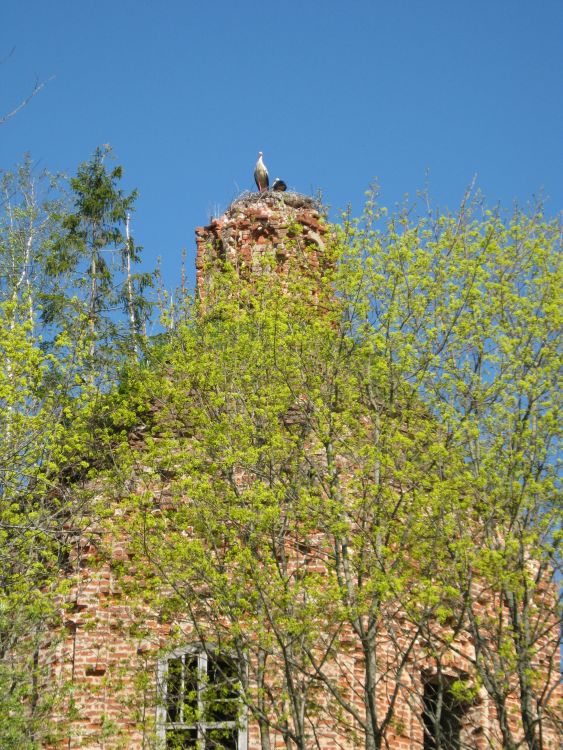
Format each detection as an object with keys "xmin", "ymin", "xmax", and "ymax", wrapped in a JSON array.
[{"xmin": 157, "ymin": 645, "xmax": 248, "ymax": 750}]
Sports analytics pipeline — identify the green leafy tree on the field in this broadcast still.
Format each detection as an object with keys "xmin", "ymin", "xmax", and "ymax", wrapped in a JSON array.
[
  {"xmin": 0, "ymin": 153, "xmax": 153, "ymax": 747},
  {"xmin": 0, "ymin": 165, "xmax": 70, "ymax": 747},
  {"xmin": 113, "ymin": 192, "xmax": 561, "ymax": 750},
  {"xmin": 333, "ymin": 190, "xmax": 561, "ymax": 749},
  {"xmin": 0, "ymin": 304, "xmax": 69, "ymax": 748}
]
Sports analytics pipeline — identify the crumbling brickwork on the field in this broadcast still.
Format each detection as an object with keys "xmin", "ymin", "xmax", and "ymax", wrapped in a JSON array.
[{"xmin": 195, "ymin": 193, "xmax": 328, "ymax": 301}]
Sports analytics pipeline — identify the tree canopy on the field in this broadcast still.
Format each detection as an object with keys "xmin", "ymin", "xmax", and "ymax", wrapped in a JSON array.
[
  {"xmin": 115, "ymin": 192, "xmax": 561, "ymax": 749},
  {"xmin": 0, "ymin": 157, "xmax": 560, "ymax": 749}
]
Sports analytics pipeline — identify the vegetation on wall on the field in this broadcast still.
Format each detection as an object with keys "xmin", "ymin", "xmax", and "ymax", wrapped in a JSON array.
[
  {"xmin": 0, "ymin": 150, "xmax": 560, "ymax": 749},
  {"xmin": 122, "ymin": 192, "xmax": 560, "ymax": 749}
]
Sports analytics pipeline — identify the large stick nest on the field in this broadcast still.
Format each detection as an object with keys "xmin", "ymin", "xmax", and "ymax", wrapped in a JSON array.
[{"xmin": 227, "ymin": 191, "xmax": 323, "ymax": 214}]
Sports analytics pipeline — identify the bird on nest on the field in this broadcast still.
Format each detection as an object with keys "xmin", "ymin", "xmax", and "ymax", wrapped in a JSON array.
[
  {"xmin": 254, "ymin": 151, "xmax": 269, "ymax": 192},
  {"xmin": 254, "ymin": 152, "xmax": 287, "ymax": 194}
]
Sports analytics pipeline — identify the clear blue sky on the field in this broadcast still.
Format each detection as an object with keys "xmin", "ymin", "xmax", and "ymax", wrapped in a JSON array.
[{"xmin": 2, "ymin": 1, "xmax": 562, "ymax": 290}]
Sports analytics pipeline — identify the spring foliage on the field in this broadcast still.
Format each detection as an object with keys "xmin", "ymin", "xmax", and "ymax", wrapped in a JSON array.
[
  {"xmin": 115, "ymin": 192, "xmax": 561, "ymax": 749},
  {"xmin": 0, "ymin": 160, "xmax": 560, "ymax": 749},
  {"xmin": 0, "ymin": 152, "xmax": 153, "ymax": 747}
]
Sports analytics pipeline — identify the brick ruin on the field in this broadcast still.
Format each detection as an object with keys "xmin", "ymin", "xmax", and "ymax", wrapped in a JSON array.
[
  {"xmin": 195, "ymin": 192, "xmax": 330, "ymax": 307},
  {"xmin": 43, "ymin": 193, "xmax": 561, "ymax": 749}
]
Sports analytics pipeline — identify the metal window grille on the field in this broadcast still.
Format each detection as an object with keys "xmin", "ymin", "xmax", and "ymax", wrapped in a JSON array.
[{"xmin": 157, "ymin": 648, "xmax": 247, "ymax": 750}]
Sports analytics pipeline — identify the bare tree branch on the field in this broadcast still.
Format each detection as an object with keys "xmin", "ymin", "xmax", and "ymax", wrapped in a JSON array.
[{"xmin": 1, "ymin": 75, "xmax": 54, "ymax": 125}]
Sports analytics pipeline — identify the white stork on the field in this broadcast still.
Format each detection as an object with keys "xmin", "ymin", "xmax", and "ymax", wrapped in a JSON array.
[{"xmin": 254, "ymin": 151, "xmax": 269, "ymax": 192}]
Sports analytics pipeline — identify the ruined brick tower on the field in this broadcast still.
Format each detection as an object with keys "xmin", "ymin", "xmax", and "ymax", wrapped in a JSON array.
[
  {"xmin": 46, "ymin": 192, "xmax": 334, "ymax": 750},
  {"xmin": 194, "ymin": 192, "xmax": 328, "ymax": 299},
  {"xmin": 43, "ymin": 192, "xmax": 561, "ymax": 750}
]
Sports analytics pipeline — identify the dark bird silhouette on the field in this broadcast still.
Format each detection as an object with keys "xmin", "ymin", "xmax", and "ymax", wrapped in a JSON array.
[
  {"xmin": 272, "ymin": 178, "xmax": 287, "ymax": 192},
  {"xmin": 254, "ymin": 151, "xmax": 269, "ymax": 192}
]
